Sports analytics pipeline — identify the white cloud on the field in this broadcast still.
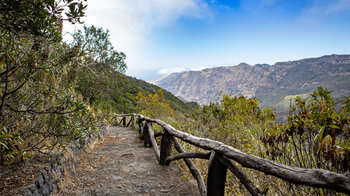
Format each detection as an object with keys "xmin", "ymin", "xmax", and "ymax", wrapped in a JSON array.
[
  {"xmin": 305, "ymin": 0, "xmax": 350, "ymax": 16},
  {"xmin": 63, "ymin": 0, "xmax": 211, "ymax": 75},
  {"xmin": 190, "ymin": 66, "xmax": 206, "ymax": 71},
  {"xmin": 158, "ymin": 67, "xmax": 186, "ymax": 74},
  {"xmin": 327, "ymin": 0, "xmax": 350, "ymax": 13},
  {"xmin": 299, "ymin": 0, "xmax": 350, "ymax": 25}
]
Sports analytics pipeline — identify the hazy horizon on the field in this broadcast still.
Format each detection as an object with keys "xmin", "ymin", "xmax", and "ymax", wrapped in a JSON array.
[
  {"xmin": 132, "ymin": 53, "xmax": 350, "ymax": 81},
  {"xmin": 63, "ymin": 0, "xmax": 350, "ymax": 81}
]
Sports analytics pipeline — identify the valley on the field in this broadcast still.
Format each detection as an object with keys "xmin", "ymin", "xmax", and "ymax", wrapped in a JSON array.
[{"xmin": 153, "ymin": 54, "xmax": 350, "ymax": 119}]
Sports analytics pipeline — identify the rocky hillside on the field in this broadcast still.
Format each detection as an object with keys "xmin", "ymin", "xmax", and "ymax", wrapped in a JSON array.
[{"xmin": 152, "ymin": 54, "xmax": 350, "ymax": 115}]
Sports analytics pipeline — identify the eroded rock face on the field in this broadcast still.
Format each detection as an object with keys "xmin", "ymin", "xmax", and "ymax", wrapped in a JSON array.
[{"xmin": 153, "ymin": 54, "xmax": 350, "ymax": 108}]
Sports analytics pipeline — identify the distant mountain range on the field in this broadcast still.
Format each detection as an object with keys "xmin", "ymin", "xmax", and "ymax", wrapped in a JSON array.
[{"xmin": 152, "ymin": 54, "xmax": 350, "ymax": 119}]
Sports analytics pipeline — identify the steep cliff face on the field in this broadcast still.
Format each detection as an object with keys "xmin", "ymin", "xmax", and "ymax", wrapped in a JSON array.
[{"xmin": 152, "ymin": 54, "xmax": 350, "ymax": 109}]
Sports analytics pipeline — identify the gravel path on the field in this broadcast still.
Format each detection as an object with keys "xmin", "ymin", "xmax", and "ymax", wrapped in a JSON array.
[{"xmin": 58, "ymin": 126, "xmax": 199, "ymax": 196}]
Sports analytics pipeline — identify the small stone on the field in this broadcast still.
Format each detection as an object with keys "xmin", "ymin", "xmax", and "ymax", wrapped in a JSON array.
[
  {"xmin": 121, "ymin": 153, "xmax": 134, "ymax": 158},
  {"xmin": 111, "ymin": 175, "xmax": 123, "ymax": 181},
  {"xmin": 26, "ymin": 183, "xmax": 36, "ymax": 192},
  {"xmin": 33, "ymin": 189, "xmax": 40, "ymax": 196},
  {"xmin": 40, "ymin": 169, "xmax": 48, "ymax": 182},
  {"xmin": 52, "ymin": 184, "xmax": 58, "ymax": 193},
  {"xmin": 133, "ymin": 183, "xmax": 150, "ymax": 193},
  {"xmin": 21, "ymin": 189, "xmax": 32, "ymax": 196},
  {"xmin": 188, "ymin": 179, "xmax": 198, "ymax": 188},
  {"xmin": 144, "ymin": 156, "xmax": 152, "ymax": 160},
  {"xmin": 160, "ymin": 188, "xmax": 171, "ymax": 193},
  {"xmin": 150, "ymin": 189, "xmax": 160, "ymax": 196},
  {"xmin": 90, "ymin": 189, "xmax": 96, "ymax": 196},
  {"xmin": 51, "ymin": 175, "xmax": 57, "ymax": 184},
  {"xmin": 117, "ymin": 185, "xmax": 126, "ymax": 192},
  {"xmin": 36, "ymin": 175, "xmax": 44, "ymax": 187},
  {"xmin": 42, "ymin": 183, "xmax": 50, "ymax": 196},
  {"xmin": 159, "ymin": 182, "xmax": 173, "ymax": 193}
]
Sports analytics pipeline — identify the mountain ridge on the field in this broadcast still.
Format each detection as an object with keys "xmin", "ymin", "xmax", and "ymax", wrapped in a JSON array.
[{"xmin": 152, "ymin": 54, "xmax": 350, "ymax": 117}]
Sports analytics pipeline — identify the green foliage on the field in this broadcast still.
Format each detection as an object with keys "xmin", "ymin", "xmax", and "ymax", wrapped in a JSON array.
[
  {"xmin": 0, "ymin": 0, "xmax": 87, "ymax": 41},
  {"xmin": 257, "ymin": 87, "xmax": 350, "ymax": 195},
  {"xmin": 72, "ymin": 25, "xmax": 127, "ymax": 73},
  {"xmin": 185, "ymin": 95, "xmax": 277, "ymax": 194},
  {"xmin": 0, "ymin": 0, "xmax": 101, "ymax": 164},
  {"xmin": 261, "ymin": 87, "xmax": 350, "ymax": 173},
  {"xmin": 136, "ymin": 89, "xmax": 175, "ymax": 119},
  {"xmin": 131, "ymin": 77, "xmax": 199, "ymax": 116},
  {"xmin": 187, "ymin": 89, "xmax": 349, "ymax": 195},
  {"xmin": 192, "ymin": 95, "xmax": 275, "ymax": 153},
  {"xmin": 69, "ymin": 25, "xmax": 141, "ymax": 115}
]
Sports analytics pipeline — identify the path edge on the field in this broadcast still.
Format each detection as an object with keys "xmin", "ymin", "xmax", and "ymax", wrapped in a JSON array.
[{"xmin": 18, "ymin": 126, "xmax": 107, "ymax": 196}]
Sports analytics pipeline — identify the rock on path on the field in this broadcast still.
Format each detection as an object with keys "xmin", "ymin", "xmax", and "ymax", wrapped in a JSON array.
[{"xmin": 58, "ymin": 126, "xmax": 199, "ymax": 196}]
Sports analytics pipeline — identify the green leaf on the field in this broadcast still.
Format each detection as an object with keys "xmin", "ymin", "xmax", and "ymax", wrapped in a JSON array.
[
  {"xmin": 22, "ymin": 151, "xmax": 30, "ymax": 158},
  {"xmin": 314, "ymin": 133, "xmax": 320, "ymax": 145},
  {"xmin": 318, "ymin": 126, "xmax": 325, "ymax": 141},
  {"xmin": 328, "ymin": 124, "xmax": 340, "ymax": 129},
  {"xmin": 0, "ymin": 142, "xmax": 8, "ymax": 149}
]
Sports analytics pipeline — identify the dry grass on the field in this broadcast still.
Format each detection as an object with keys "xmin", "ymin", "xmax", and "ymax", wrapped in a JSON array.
[
  {"xmin": 0, "ymin": 134, "xmax": 105, "ymax": 196},
  {"xmin": 0, "ymin": 154, "xmax": 50, "ymax": 195},
  {"xmin": 55, "ymin": 135, "xmax": 112, "ymax": 195}
]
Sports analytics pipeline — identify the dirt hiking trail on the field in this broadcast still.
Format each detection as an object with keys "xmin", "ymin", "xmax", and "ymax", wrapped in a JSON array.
[{"xmin": 58, "ymin": 126, "xmax": 199, "ymax": 196}]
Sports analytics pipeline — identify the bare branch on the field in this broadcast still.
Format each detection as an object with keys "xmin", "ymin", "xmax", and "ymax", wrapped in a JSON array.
[{"xmin": 5, "ymin": 104, "xmax": 78, "ymax": 115}]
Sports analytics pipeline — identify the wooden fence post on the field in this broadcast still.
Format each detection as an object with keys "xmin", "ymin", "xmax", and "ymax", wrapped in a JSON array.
[
  {"xmin": 138, "ymin": 119, "xmax": 144, "ymax": 139},
  {"xmin": 122, "ymin": 116, "xmax": 126, "ymax": 127},
  {"xmin": 143, "ymin": 121, "xmax": 152, "ymax": 148},
  {"xmin": 131, "ymin": 114, "xmax": 135, "ymax": 127},
  {"xmin": 218, "ymin": 156, "xmax": 263, "ymax": 196},
  {"xmin": 207, "ymin": 151, "xmax": 227, "ymax": 196},
  {"xmin": 159, "ymin": 129, "xmax": 172, "ymax": 165}
]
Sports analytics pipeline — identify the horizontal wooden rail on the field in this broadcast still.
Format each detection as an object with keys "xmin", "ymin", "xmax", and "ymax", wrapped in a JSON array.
[
  {"xmin": 154, "ymin": 130, "xmax": 164, "ymax": 138},
  {"xmin": 165, "ymin": 152, "xmax": 211, "ymax": 165},
  {"xmin": 115, "ymin": 114, "xmax": 350, "ymax": 195}
]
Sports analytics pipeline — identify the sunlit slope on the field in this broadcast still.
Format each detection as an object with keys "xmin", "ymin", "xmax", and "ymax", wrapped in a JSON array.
[{"xmin": 153, "ymin": 54, "xmax": 350, "ymax": 111}]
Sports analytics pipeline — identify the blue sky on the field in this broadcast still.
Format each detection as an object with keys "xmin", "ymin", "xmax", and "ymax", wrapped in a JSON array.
[{"xmin": 64, "ymin": 0, "xmax": 350, "ymax": 81}]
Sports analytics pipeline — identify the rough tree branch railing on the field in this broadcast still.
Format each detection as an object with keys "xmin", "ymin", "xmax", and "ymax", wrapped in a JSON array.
[{"xmin": 114, "ymin": 114, "xmax": 350, "ymax": 196}]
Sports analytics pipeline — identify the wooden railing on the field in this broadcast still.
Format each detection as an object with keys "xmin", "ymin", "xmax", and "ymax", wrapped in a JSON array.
[{"xmin": 115, "ymin": 114, "xmax": 350, "ymax": 196}]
